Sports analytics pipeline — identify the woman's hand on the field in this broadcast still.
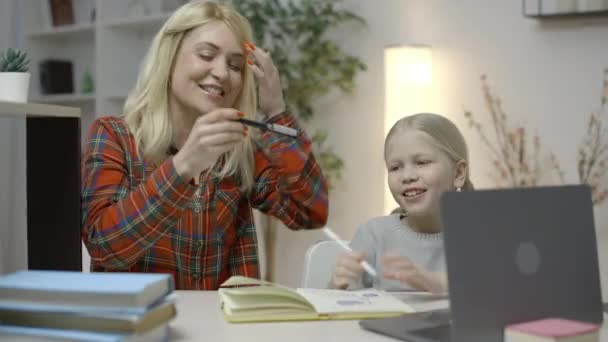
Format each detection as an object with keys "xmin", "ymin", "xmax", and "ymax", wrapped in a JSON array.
[
  {"xmin": 381, "ymin": 254, "xmax": 447, "ymax": 294},
  {"xmin": 244, "ymin": 43, "xmax": 286, "ymax": 118},
  {"xmin": 331, "ymin": 251, "xmax": 366, "ymax": 290},
  {"xmin": 173, "ymin": 108, "xmax": 247, "ymax": 181}
]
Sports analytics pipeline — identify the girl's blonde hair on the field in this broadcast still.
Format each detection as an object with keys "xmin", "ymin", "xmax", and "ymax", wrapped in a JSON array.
[
  {"xmin": 124, "ymin": 1, "xmax": 256, "ymax": 191},
  {"xmin": 384, "ymin": 113, "xmax": 474, "ymax": 191}
]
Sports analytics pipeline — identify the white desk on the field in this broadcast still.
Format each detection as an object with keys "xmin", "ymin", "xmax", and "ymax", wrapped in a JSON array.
[
  {"xmin": 170, "ymin": 291, "xmax": 608, "ymax": 341},
  {"xmin": 170, "ymin": 291, "xmax": 396, "ymax": 342}
]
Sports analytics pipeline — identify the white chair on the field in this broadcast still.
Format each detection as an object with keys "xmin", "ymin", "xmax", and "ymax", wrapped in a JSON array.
[{"xmin": 301, "ymin": 239, "xmax": 348, "ymax": 288}]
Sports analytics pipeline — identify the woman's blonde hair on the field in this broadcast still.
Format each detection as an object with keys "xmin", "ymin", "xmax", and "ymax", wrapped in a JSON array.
[
  {"xmin": 124, "ymin": 1, "xmax": 256, "ymax": 191},
  {"xmin": 384, "ymin": 113, "xmax": 474, "ymax": 191}
]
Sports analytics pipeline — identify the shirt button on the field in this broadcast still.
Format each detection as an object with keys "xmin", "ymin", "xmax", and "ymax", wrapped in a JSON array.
[
  {"xmin": 192, "ymin": 273, "xmax": 200, "ymax": 279},
  {"xmin": 194, "ymin": 208, "xmax": 200, "ymax": 213},
  {"xmin": 196, "ymin": 241, "xmax": 203, "ymax": 248}
]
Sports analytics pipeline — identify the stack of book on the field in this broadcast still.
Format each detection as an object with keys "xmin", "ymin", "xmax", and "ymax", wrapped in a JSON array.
[{"xmin": 0, "ymin": 270, "xmax": 176, "ymax": 341}]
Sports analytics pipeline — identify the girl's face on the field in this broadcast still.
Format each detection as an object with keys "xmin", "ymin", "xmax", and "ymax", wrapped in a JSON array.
[
  {"xmin": 385, "ymin": 128, "xmax": 465, "ymax": 227},
  {"xmin": 170, "ymin": 21, "xmax": 246, "ymax": 116}
]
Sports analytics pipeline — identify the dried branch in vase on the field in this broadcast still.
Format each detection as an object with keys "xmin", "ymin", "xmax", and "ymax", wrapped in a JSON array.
[
  {"xmin": 464, "ymin": 75, "xmax": 565, "ymax": 188},
  {"xmin": 577, "ymin": 69, "xmax": 608, "ymax": 204}
]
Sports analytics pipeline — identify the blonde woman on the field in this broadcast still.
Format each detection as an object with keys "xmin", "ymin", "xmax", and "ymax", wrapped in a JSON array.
[
  {"xmin": 331, "ymin": 113, "xmax": 473, "ymax": 293},
  {"xmin": 81, "ymin": 1, "xmax": 328, "ymax": 290}
]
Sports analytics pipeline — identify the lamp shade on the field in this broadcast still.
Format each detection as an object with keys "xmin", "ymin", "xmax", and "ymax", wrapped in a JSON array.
[{"xmin": 384, "ymin": 44, "xmax": 433, "ymax": 213}]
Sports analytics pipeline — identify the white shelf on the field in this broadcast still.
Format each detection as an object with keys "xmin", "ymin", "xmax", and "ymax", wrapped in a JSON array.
[
  {"xmin": 31, "ymin": 94, "xmax": 96, "ymax": 104},
  {"xmin": 103, "ymin": 13, "xmax": 171, "ymax": 30},
  {"xmin": 26, "ymin": 23, "xmax": 96, "ymax": 40},
  {"xmin": 0, "ymin": 101, "xmax": 81, "ymax": 118}
]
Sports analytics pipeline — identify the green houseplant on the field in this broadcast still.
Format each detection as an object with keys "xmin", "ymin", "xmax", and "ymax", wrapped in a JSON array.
[
  {"xmin": 223, "ymin": 0, "xmax": 367, "ymax": 280},
  {"xmin": 225, "ymin": 0, "xmax": 367, "ymax": 186},
  {"xmin": 0, "ymin": 48, "xmax": 31, "ymax": 103}
]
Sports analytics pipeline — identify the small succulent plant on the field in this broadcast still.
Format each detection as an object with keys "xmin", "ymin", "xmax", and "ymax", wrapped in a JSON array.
[{"xmin": 0, "ymin": 48, "xmax": 30, "ymax": 73}]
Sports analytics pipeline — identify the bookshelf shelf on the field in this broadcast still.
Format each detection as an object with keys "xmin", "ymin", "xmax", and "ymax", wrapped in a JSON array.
[
  {"xmin": 26, "ymin": 23, "xmax": 95, "ymax": 40},
  {"xmin": 103, "ymin": 13, "xmax": 171, "ymax": 30}
]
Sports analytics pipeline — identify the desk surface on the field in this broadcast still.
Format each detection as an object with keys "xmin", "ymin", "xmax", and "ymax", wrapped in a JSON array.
[
  {"xmin": 170, "ymin": 291, "xmax": 395, "ymax": 342},
  {"xmin": 169, "ymin": 291, "xmax": 608, "ymax": 342}
]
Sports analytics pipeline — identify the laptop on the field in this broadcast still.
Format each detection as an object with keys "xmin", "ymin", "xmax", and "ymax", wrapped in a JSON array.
[{"xmin": 360, "ymin": 185, "xmax": 603, "ymax": 342}]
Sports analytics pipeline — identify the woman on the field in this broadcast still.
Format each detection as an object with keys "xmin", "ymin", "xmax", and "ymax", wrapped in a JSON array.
[{"xmin": 81, "ymin": 1, "xmax": 328, "ymax": 290}]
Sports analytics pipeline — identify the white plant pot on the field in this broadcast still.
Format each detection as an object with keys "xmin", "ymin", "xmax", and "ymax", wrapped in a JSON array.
[{"xmin": 0, "ymin": 72, "xmax": 31, "ymax": 103}]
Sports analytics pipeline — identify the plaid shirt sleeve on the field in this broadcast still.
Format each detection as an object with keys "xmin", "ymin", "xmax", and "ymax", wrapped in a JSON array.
[
  {"xmin": 226, "ymin": 112, "xmax": 328, "ymax": 278},
  {"xmin": 81, "ymin": 117, "xmax": 197, "ymax": 270},
  {"xmin": 251, "ymin": 111, "xmax": 329, "ymax": 229},
  {"xmin": 226, "ymin": 211, "xmax": 259, "ymax": 278}
]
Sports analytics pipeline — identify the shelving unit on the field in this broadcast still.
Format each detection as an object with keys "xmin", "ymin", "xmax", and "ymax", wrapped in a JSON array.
[
  {"xmin": 21, "ymin": 0, "xmax": 183, "ymax": 141},
  {"xmin": 522, "ymin": 0, "xmax": 608, "ymax": 18},
  {"xmin": 524, "ymin": 9, "xmax": 608, "ymax": 18},
  {"xmin": 0, "ymin": 101, "xmax": 81, "ymax": 272}
]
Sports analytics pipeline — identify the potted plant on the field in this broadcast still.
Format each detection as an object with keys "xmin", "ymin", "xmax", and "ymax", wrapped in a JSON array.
[
  {"xmin": 227, "ymin": 0, "xmax": 366, "ymax": 186},
  {"xmin": 0, "ymin": 48, "xmax": 31, "ymax": 103}
]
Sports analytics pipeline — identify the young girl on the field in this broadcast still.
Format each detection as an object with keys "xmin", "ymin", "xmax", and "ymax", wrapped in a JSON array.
[{"xmin": 330, "ymin": 113, "xmax": 473, "ymax": 293}]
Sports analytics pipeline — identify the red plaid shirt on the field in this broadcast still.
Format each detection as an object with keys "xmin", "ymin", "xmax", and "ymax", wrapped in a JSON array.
[{"xmin": 81, "ymin": 112, "xmax": 328, "ymax": 290}]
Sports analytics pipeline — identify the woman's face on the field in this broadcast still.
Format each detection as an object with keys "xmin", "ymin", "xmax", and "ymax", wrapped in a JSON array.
[{"xmin": 170, "ymin": 21, "xmax": 246, "ymax": 116}]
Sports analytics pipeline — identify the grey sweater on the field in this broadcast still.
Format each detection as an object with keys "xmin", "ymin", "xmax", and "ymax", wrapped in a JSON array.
[{"xmin": 348, "ymin": 214, "xmax": 446, "ymax": 291}]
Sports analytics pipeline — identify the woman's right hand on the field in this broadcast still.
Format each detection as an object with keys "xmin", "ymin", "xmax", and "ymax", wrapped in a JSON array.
[
  {"xmin": 173, "ymin": 108, "xmax": 247, "ymax": 181},
  {"xmin": 331, "ymin": 251, "xmax": 366, "ymax": 289}
]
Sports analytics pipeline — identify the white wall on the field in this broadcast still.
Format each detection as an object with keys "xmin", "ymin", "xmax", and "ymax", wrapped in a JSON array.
[
  {"xmin": 272, "ymin": 0, "xmax": 608, "ymax": 297},
  {"xmin": 427, "ymin": 0, "xmax": 608, "ymax": 297}
]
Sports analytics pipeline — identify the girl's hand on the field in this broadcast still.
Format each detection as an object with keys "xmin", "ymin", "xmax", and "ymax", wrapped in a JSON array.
[
  {"xmin": 173, "ymin": 108, "xmax": 247, "ymax": 181},
  {"xmin": 381, "ymin": 254, "xmax": 447, "ymax": 294},
  {"xmin": 244, "ymin": 43, "xmax": 286, "ymax": 118},
  {"xmin": 330, "ymin": 251, "xmax": 366, "ymax": 290}
]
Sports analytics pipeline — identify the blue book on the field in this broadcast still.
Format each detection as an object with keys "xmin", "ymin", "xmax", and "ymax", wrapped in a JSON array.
[
  {"xmin": 0, "ymin": 323, "xmax": 169, "ymax": 342},
  {"xmin": 0, "ymin": 271, "xmax": 174, "ymax": 309},
  {"xmin": 0, "ymin": 296, "xmax": 176, "ymax": 333}
]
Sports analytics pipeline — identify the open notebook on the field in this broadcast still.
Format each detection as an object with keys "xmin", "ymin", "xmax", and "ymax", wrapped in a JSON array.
[{"xmin": 218, "ymin": 276, "xmax": 414, "ymax": 323}]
